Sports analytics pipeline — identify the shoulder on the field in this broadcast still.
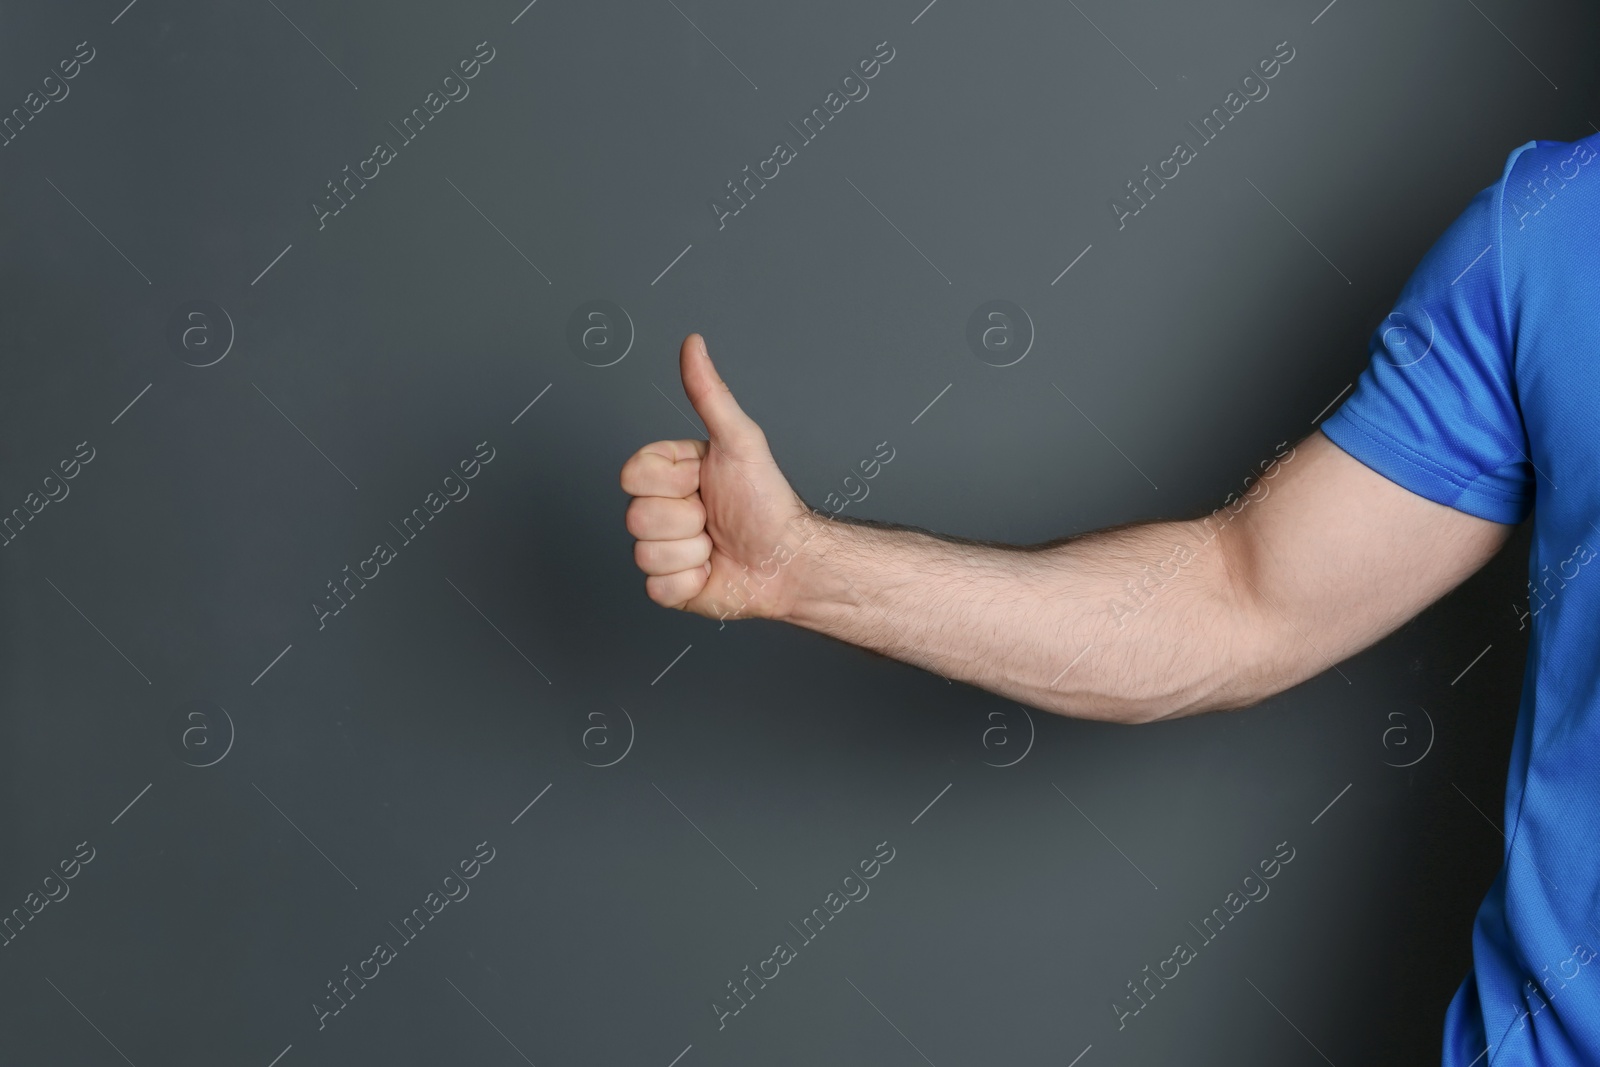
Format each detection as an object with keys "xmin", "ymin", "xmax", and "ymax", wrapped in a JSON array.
[{"xmin": 1499, "ymin": 135, "xmax": 1600, "ymax": 232}]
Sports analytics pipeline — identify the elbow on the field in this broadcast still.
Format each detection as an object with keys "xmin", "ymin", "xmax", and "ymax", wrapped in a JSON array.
[
  {"xmin": 1114, "ymin": 665, "xmax": 1273, "ymax": 725},
  {"xmin": 1037, "ymin": 692, "xmax": 1177, "ymax": 727},
  {"xmin": 1098, "ymin": 697, "xmax": 1169, "ymax": 726},
  {"xmin": 1127, "ymin": 703, "xmax": 1171, "ymax": 726},
  {"xmin": 1031, "ymin": 656, "xmax": 1233, "ymax": 726},
  {"xmin": 1135, "ymin": 665, "xmax": 1280, "ymax": 725}
]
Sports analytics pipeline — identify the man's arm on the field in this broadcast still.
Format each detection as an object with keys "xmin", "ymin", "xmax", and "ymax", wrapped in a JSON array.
[{"xmin": 622, "ymin": 335, "xmax": 1514, "ymax": 725}]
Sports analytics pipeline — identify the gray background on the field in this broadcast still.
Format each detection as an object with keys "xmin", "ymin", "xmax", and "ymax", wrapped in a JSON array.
[{"xmin": 0, "ymin": 0, "xmax": 1590, "ymax": 1064}]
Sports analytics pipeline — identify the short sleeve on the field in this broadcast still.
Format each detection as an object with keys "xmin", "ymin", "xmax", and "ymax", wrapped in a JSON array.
[{"xmin": 1319, "ymin": 141, "xmax": 1537, "ymax": 525}]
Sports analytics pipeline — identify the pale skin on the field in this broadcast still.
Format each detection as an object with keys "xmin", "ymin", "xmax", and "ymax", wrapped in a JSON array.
[{"xmin": 621, "ymin": 334, "xmax": 1513, "ymax": 725}]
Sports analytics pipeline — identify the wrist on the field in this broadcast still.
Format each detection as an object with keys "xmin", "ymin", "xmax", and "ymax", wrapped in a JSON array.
[{"xmin": 772, "ymin": 505, "xmax": 858, "ymax": 626}]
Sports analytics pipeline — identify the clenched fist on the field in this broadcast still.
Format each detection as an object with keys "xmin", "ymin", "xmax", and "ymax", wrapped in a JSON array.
[{"xmin": 621, "ymin": 334, "xmax": 814, "ymax": 621}]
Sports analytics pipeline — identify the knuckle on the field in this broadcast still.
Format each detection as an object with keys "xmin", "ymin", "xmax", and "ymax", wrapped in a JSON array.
[
  {"xmin": 622, "ymin": 453, "xmax": 701, "ymax": 499},
  {"xmin": 619, "ymin": 455, "xmax": 648, "ymax": 495},
  {"xmin": 624, "ymin": 498, "xmax": 653, "ymax": 538},
  {"xmin": 634, "ymin": 539, "xmax": 664, "ymax": 573},
  {"xmin": 646, "ymin": 573, "xmax": 684, "ymax": 609},
  {"xmin": 679, "ymin": 458, "xmax": 703, "ymax": 494}
]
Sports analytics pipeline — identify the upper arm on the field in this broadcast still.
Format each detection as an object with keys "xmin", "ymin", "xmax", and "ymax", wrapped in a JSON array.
[
  {"xmin": 1214, "ymin": 140, "xmax": 1544, "ymax": 704},
  {"xmin": 1218, "ymin": 429, "xmax": 1514, "ymax": 702}
]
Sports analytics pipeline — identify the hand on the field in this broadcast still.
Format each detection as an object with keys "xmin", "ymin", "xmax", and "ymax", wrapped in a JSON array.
[{"xmin": 621, "ymin": 334, "xmax": 812, "ymax": 621}]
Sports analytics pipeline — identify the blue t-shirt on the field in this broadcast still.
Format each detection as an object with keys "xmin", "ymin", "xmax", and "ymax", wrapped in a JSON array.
[{"xmin": 1321, "ymin": 133, "xmax": 1600, "ymax": 1065}]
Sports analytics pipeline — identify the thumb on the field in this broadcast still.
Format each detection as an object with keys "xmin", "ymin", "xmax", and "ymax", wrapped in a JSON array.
[{"xmin": 680, "ymin": 333, "xmax": 763, "ymax": 450}]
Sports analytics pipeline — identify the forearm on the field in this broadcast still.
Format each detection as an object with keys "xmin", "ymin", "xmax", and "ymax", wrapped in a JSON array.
[{"xmin": 774, "ymin": 507, "xmax": 1273, "ymax": 724}]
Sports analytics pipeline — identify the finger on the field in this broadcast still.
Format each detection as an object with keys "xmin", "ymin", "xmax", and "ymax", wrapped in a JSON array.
[
  {"xmin": 621, "ymin": 441, "xmax": 704, "ymax": 498},
  {"xmin": 645, "ymin": 567, "xmax": 709, "ymax": 610},
  {"xmin": 679, "ymin": 333, "xmax": 765, "ymax": 452},
  {"xmin": 642, "ymin": 438, "xmax": 709, "ymax": 463},
  {"xmin": 633, "ymin": 532, "xmax": 713, "ymax": 576},
  {"xmin": 625, "ymin": 494, "xmax": 705, "ymax": 541}
]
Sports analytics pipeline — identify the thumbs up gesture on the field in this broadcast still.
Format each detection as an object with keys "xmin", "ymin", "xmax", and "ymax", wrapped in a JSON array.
[{"xmin": 621, "ymin": 334, "xmax": 811, "ymax": 621}]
